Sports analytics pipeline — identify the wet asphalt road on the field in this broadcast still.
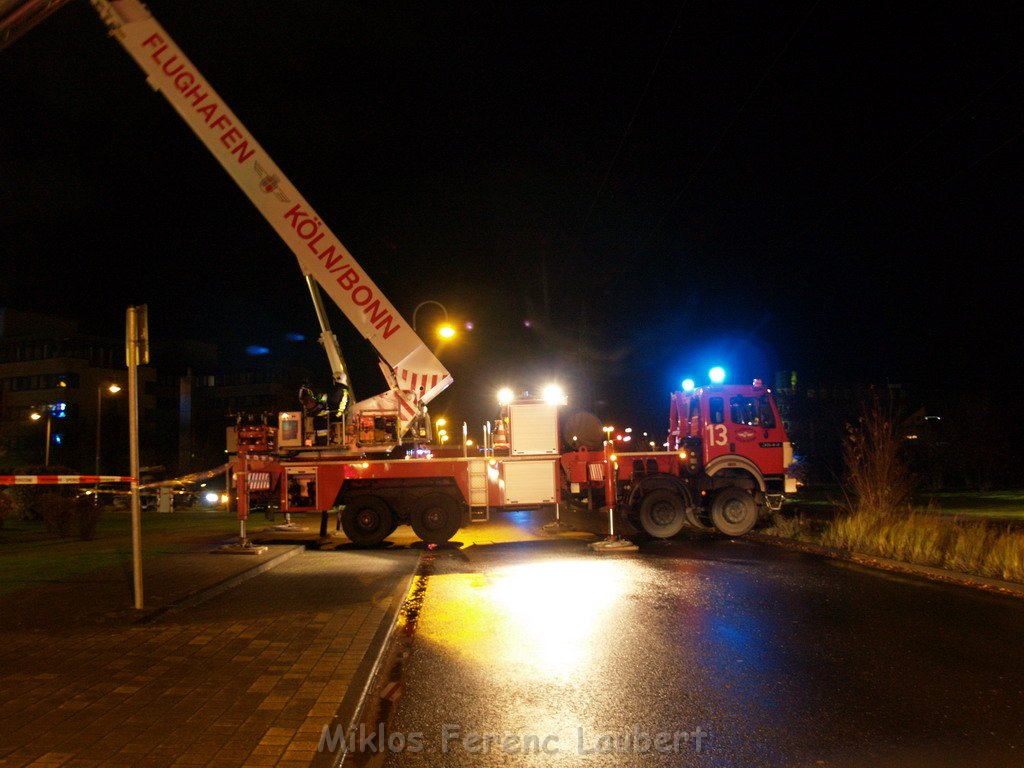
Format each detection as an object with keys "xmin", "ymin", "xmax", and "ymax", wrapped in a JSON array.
[{"xmin": 379, "ymin": 533, "xmax": 1024, "ymax": 767}]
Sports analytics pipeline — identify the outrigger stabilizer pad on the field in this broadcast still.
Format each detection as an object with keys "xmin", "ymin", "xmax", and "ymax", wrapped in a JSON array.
[{"xmin": 588, "ymin": 536, "xmax": 639, "ymax": 553}]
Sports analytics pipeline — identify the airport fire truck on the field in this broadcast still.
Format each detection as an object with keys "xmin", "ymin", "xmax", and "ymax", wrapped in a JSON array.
[
  {"xmin": 43, "ymin": 0, "xmax": 796, "ymax": 544},
  {"xmin": 561, "ymin": 379, "xmax": 797, "ymax": 537}
]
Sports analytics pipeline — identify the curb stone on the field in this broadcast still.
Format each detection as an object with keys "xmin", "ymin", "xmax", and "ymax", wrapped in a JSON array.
[
  {"xmin": 312, "ymin": 552, "xmax": 422, "ymax": 768},
  {"xmin": 748, "ymin": 532, "xmax": 1024, "ymax": 599}
]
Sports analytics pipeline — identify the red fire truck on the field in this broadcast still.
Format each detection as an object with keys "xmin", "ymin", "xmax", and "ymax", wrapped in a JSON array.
[
  {"xmin": 234, "ymin": 394, "xmax": 568, "ymax": 545},
  {"xmin": 70, "ymin": 1, "xmax": 797, "ymax": 545},
  {"xmin": 560, "ymin": 379, "xmax": 797, "ymax": 537}
]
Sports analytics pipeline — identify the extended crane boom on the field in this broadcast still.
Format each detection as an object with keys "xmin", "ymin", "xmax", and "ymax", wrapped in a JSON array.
[{"xmin": 89, "ymin": 0, "xmax": 452, "ymax": 439}]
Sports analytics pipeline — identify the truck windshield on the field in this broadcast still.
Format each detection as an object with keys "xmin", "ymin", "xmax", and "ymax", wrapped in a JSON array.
[{"xmin": 730, "ymin": 395, "xmax": 777, "ymax": 428}]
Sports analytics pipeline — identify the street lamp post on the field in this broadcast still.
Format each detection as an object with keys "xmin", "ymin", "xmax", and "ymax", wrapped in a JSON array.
[
  {"xmin": 29, "ymin": 411, "xmax": 53, "ymax": 466},
  {"xmin": 30, "ymin": 409, "xmax": 53, "ymax": 466},
  {"xmin": 95, "ymin": 384, "xmax": 122, "ymax": 477},
  {"xmin": 434, "ymin": 417, "xmax": 448, "ymax": 446}
]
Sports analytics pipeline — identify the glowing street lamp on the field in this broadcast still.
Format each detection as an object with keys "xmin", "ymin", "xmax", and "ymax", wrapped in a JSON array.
[
  {"xmin": 434, "ymin": 417, "xmax": 449, "ymax": 445},
  {"xmin": 412, "ymin": 300, "xmax": 456, "ymax": 341}
]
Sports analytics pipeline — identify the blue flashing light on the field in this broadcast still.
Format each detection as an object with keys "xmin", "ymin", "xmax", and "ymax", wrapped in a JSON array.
[
  {"xmin": 709, "ymin": 366, "xmax": 726, "ymax": 384},
  {"xmin": 245, "ymin": 345, "xmax": 271, "ymax": 356},
  {"xmin": 284, "ymin": 332, "xmax": 306, "ymax": 342},
  {"xmin": 54, "ymin": 434, "xmax": 63, "ymax": 445},
  {"xmin": 682, "ymin": 378, "xmax": 695, "ymax": 393}
]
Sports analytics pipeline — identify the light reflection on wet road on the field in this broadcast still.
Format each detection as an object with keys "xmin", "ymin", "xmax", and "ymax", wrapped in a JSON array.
[{"xmin": 382, "ymin": 534, "xmax": 1024, "ymax": 767}]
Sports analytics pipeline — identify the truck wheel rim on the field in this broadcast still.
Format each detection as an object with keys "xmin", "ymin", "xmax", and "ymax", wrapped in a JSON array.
[
  {"xmin": 651, "ymin": 501, "xmax": 676, "ymax": 526},
  {"xmin": 722, "ymin": 499, "xmax": 747, "ymax": 524}
]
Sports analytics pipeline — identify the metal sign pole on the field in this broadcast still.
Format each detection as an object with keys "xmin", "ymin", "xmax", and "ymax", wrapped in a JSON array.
[{"xmin": 126, "ymin": 305, "xmax": 145, "ymax": 609}]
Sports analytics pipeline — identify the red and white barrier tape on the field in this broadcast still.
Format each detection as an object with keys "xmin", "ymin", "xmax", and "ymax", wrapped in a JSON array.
[{"xmin": 0, "ymin": 475, "xmax": 136, "ymax": 486}]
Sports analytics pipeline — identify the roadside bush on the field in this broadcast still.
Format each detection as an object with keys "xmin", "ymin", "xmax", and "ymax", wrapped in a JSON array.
[
  {"xmin": 841, "ymin": 393, "xmax": 915, "ymax": 518},
  {"xmin": 0, "ymin": 465, "xmax": 77, "ymax": 521},
  {"xmin": 6, "ymin": 485, "xmax": 38, "ymax": 521},
  {"xmin": 39, "ymin": 493, "xmax": 103, "ymax": 540}
]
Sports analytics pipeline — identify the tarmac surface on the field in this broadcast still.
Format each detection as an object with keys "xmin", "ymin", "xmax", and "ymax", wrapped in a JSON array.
[
  {"xmin": 0, "ymin": 508, "xmax": 600, "ymax": 768},
  {"xmin": 6, "ymin": 502, "xmax": 1020, "ymax": 767},
  {"xmin": 0, "ymin": 527, "xmax": 419, "ymax": 767}
]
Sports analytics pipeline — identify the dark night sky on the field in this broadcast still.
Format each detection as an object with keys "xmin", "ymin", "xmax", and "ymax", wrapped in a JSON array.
[{"xmin": 2, "ymin": 1, "xmax": 1023, "ymax": 431}]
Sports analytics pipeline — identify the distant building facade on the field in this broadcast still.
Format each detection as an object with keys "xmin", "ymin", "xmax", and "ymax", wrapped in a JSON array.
[{"xmin": 0, "ymin": 308, "xmax": 312, "ymax": 476}]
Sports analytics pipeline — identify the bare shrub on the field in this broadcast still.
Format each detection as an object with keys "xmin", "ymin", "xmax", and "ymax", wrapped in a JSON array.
[{"xmin": 841, "ymin": 392, "xmax": 915, "ymax": 518}]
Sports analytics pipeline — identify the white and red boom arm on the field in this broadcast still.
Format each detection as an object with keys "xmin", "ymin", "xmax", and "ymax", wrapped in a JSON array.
[{"xmin": 89, "ymin": 0, "xmax": 452, "ymax": 427}]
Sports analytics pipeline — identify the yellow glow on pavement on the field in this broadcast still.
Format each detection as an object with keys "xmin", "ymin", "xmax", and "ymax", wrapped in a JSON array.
[{"xmin": 417, "ymin": 559, "xmax": 627, "ymax": 680}]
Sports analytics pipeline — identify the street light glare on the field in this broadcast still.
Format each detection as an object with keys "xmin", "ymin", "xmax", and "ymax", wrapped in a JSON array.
[
  {"xmin": 542, "ymin": 384, "xmax": 566, "ymax": 405},
  {"xmin": 30, "ymin": 412, "xmax": 42, "ymax": 421},
  {"xmin": 437, "ymin": 323, "xmax": 456, "ymax": 340},
  {"xmin": 108, "ymin": 384, "xmax": 122, "ymax": 394},
  {"xmin": 497, "ymin": 387, "xmax": 514, "ymax": 406}
]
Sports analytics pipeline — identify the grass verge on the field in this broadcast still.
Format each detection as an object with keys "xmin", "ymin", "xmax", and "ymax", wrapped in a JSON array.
[
  {"xmin": 765, "ymin": 505, "xmax": 1024, "ymax": 585},
  {"xmin": 0, "ymin": 509, "xmax": 239, "ymax": 597}
]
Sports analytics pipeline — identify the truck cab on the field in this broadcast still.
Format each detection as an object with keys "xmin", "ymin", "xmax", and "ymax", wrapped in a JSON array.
[{"xmin": 670, "ymin": 379, "xmax": 793, "ymax": 497}]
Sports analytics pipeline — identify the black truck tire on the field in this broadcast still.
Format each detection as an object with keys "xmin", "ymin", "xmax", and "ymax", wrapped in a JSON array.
[
  {"xmin": 340, "ymin": 495, "xmax": 393, "ymax": 546},
  {"xmin": 709, "ymin": 487, "xmax": 758, "ymax": 536},
  {"xmin": 639, "ymin": 488, "xmax": 687, "ymax": 539},
  {"xmin": 411, "ymin": 492, "xmax": 462, "ymax": 545}
]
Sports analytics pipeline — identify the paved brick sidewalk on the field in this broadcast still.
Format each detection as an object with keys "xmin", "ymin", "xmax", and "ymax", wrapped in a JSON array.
[{"xmin": 0, "ymin": 549, "xmax": 419, "ymax": 767}]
